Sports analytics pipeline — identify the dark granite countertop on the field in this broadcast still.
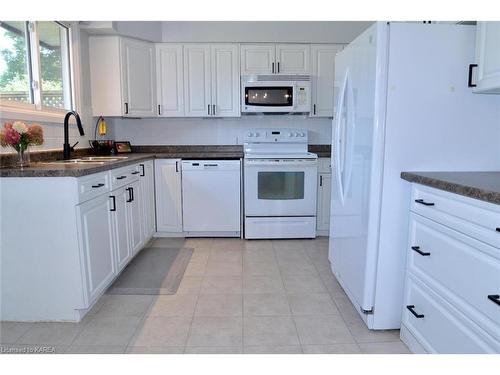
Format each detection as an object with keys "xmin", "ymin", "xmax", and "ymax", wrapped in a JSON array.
[
  {"xmin": 1, "ymin": 144, "xmax": 332, "ymax": 178},
  {"xmin": 401, "ymin": 171, "xmax": 500, "ymax": 205}
]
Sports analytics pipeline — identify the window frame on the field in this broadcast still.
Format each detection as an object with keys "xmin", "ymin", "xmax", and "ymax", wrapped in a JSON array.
[{"xmin": 0, "ymin": 21, "xmax": 80, "ymax": 121}]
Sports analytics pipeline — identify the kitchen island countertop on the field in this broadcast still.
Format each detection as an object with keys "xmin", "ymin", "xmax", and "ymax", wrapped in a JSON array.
[{"xmin": 401, "ymin": 171, "xmax": 500, "ymax": 205}]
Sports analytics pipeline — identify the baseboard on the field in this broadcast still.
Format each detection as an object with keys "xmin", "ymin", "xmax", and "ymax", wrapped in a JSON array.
[{"xmin": 400, "ymin": 324, "xmax": 428, "ymax": 354}]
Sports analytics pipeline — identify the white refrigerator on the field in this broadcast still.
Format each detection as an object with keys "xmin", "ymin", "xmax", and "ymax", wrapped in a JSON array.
[{"xmin": 329, "ymin": 22, "xmax": 500, "ymax": 330}]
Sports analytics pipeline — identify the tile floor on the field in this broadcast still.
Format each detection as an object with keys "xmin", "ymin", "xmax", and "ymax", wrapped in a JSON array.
[{"xmin": 0, "ymin": 237, "xmax": 410, "ymax": 354}]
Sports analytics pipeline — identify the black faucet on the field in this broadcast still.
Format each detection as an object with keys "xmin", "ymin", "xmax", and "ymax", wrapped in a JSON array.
[{"xmin": 63, "ymin": 111, "xmax": 85, "ymax": 160}]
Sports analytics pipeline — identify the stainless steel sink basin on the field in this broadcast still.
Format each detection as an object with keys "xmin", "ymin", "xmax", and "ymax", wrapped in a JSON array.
[
  {"xmin": 80, "ymin": 156, "xmax": 129, "ymax": 161},
  {"xmin": 38, "ymin": 159, "xmax": 107, "ymax": 165},
  {"xmin": 36, "ymin": 156, "xmax": 128, "ymax": 166}
]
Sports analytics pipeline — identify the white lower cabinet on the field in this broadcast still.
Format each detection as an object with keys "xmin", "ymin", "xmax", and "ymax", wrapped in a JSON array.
[
  {"xmin": 139, "ymin": 160, "xmax": 156, "ymax": 241},
  {"xmin": 316, "ymin": 158, "xmax": 332, "ymax": 235},
  {"xmin": 155, "ymin": 159, "xmax": 183, "ymax": 233},
  {"xmin": 127, "ymin": 179, "xmax": 142, "ymax": 255},
  {"xmin": 401, "ymin": 184, "xmax": 500, "ymax": 353},
  {"xmin": 76, "ymin": 193, "xmax": 116, "ymax": 305},
  {"xmin": 111, "ymin": 186, "xmax": 131, "ymax": 272}
]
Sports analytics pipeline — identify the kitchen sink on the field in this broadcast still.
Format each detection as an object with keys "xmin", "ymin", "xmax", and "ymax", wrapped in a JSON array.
[{"xmin": 80, "ymin": 156, "xmax": 129, "ymax": 161}]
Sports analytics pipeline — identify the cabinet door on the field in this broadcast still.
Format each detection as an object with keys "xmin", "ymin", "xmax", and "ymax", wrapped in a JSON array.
[
  {"xmin": 139, "ymin": 160, "xmax": 156, "ymax": 241},
  {"xmin": 240, "ymin": 44, "xmax": 276, "ymax": 74},
  {"xmin": 77, "ymin": 194, "xmax": 116, "ymax": 304},
  {"xmin": 183, "ymin": 44, "xmax": 211, "ymax": 117},
  {"xmin": 276, "ymin": 44, "xmax": 311, "ymax": 74},
  {"xmin": 126, "ymin": 180, "xmax": 142, "ymax": 255},
  {"xmin": 156, "ymin": 44, "xmax": 184, "ymax": 116},
  {"xmin": 121, "ymin": 38, "xmax": 156, "ymax": 117},
  {"xmin": 111, "ymin": 186, "xmax": 131, "ymax": 272},
  {"xmin": 474, "ymin": 22, "xmax": 500, "ymax": 93},
  {"xmin": 317, "ymin": 173, "xmax": 332, "ymax": 232},
  {"xmin": 155, "ymin": 159, "xmax": 183, "ymax": 232},
  {"xmin": 211, "ymin": 44, "xmax": 240, "ymax": 117},
  {"xmin": 311, "ymin": 44, "xmax": 343, "ymax": 117}
]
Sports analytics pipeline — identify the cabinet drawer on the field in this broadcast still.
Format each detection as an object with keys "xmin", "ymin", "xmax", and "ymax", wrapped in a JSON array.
[
  {"xmin": 411, "ymin": 185, "xmax": 500, "ymax": 248},
  {"xmin": 408, "ymin": 213, "xmax": 500, "ymax": 341},
  {"xmin": 77, "ymin": 172, "xmax": 110, "ymax": 203},
  {"xmin": 403, "ymin": 275, "xmax": 499, "ymax": 353},
  {"xmin": 110, "ymin": 164, "xmax": 140, "ymax": 190}
]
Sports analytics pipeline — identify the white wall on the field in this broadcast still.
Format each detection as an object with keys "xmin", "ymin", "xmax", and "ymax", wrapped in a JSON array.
[
  {"xmin": 109, "ymin": 116, "xmax": 332, "ymax": 145},
  {"xmin": 161, "ymin": 21, "xmax": 373, "ymax": 43}
]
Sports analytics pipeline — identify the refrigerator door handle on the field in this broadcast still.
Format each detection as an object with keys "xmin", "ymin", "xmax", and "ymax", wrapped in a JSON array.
[
  {"xmin": 342, "ymin": 72, "xmax": 356, "ymax": 200},
  {"xmin": 335, "ymin": 71, "xmax": 349, "ymax": 205}
]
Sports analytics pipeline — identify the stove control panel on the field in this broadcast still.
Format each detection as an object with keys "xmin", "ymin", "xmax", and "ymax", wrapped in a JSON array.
[{"xmin": 244, "ymin": 128, "xmax": 308, "ymax": 143}]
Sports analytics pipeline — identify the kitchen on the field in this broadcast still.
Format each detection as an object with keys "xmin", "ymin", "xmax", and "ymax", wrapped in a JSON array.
[{"xmin": 0, "ymin": 3, "xmax": 500, "ymax": 372}]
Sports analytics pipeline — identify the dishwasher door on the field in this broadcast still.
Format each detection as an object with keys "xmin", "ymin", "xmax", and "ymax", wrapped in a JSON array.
[{"xmin": 181, "ymin": 160, "xmax": 241, "ymax": 235}]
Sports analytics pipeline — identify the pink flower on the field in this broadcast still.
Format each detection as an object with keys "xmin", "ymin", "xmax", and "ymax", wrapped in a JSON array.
[
  {"xmin": 0, "ymin": 123, "xmax": 21, "ymax": 146},
  {"xmin": 27, "ymin": 124, "xmax": 44, "ymax": 145}
]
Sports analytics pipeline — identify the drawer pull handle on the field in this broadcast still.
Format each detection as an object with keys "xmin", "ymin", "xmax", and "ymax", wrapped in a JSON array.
[
  {"xmin": 406, "ymin": 305, "xmax": 425, "ymax": 318},
  {"xmin": 140, "ymin": 164, "xmax": 145, "ymax": 177},
  {"xmin": 91, "ymin": 183, "xmax": 104, "ymax": 188},
  {"xmin": 116, "ymin": 175, "xmax": 127, "ymax": 180},
  {"xmin": 131, "ymin": 171, "xmax": 140, "ymax": 175},
  {"xmin": 415, "ymin": 199, "xmax": 435, "ymax": 206},
  {"xmin": 487, "ymin": 294, "xmax": 500, "ymax": 306},
  {"xmin": 411, "ymin": 246, "xmax": 431, "ymax": 256},
  {"xmin": 496, "ymin": 228, "xmax": 500, "ymax": 233}
]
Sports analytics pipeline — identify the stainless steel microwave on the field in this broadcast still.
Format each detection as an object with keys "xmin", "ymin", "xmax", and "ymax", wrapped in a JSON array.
[{"xmin": 241, "ymin": 75, "xmax": 311, "ymax": 113}]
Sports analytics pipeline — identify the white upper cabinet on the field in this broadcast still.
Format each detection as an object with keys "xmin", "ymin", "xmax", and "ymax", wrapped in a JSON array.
[
  {"xmin": 121, "ymin": 38, "xmax": 156, "ymax": 117},
  {"xmin": 211, "ymin": 44, "xmax": 240, "ymax": 117},
  {"xmin": 240, "ymin": 44, "xmax": 276, "ymax": 74},
  {"xmin": 89, "ymin": 36, "xmax": 156, "ymax": 117},
  {"xmin": 311, "ymin": 44, "xmax": 343, "ymax": 117},
  {"xmin": 156, "ymin": 44, "xmax": 184, "ymax": 117},
  {"xmin": 276, "ymin": 44, "xmax": 310, "ymax": 74},
  {"xmin": 473, "ymin": 21, "xmax": 500, "ymax": 94},
  {"xmin": 183, "ymin": 44, "xmax": 212, "ymax": 117},
  {"xmin": 241, "ymin": 44, "xmax": 311, "ymax": 75},
  {"xmin": 183, "ymin": 44, "xmax": 240, "ymax": 117}
]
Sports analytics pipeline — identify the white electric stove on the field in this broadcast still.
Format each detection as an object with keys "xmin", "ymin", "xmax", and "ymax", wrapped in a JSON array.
[{"xmin": 243, "ymin": 128, "xmax": 318, "ymax": 239}]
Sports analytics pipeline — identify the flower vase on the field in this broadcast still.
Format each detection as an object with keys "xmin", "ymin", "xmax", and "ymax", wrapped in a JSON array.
[{"xmin": 16, "ymin": 146, "xmax": 30, "ymax": 167}]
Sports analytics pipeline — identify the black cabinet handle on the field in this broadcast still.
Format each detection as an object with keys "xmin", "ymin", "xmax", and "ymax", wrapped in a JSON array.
[
  {"xmin": 496, "ymin": 228, "xmax": 500, "ymax": 233},
  {"xmin": 158, "ymin": 104, "xmax": 161, "ymax": 116},
  {"xmin": 320, "ymin": 175, "xmax": 323, "ymax": 187},
  {"xmin": 116, "ymin": 175, "xmax": 127, "ymax": 180},
  {"xmin": 109, "ymin": 196, "xmax": 116, "ymax": 211},
  {"xmin": 126, "ymin": 187, "xmax": 133, "ymax": 202},
  {"xmin": 175, "ymin": 161, "xmax": 179, "ymax": 173},
  {"xmin": 313, "ymin": 104, "xmax": 316, "ymax": 115},
  {"xmin": 411, "ymin": 246, "xmax": 431, "ymax": 256},
  {"xmin": 207, "ymin": 104, "xmax": 210, "ymax": 116},
  {"xmin": 130, "ymin": 187, "xmax": 134, "ymax": 202},
  {"xmin": 415, "ymin": 199, "xmax": 435, "ymax": 206},
  {"xmin": 124, "ymin": 102, "xmax": 129, "ymax": 114},
  {"xmin": 140, "ymin": 164, "xmax": 145, "ymax": 177},
  {"xmin": 487, "ymin": 294, "xmax": 500, "ymax": 306},
  {"xmin": 213, "ymin": 104, "xmax": 216, "ymax": 116},
  {"xmin": 91, "ymin": 183, "xmax": 104, "ymax": 188},
  {"xmin": 468, "ymin": 64, "xmax": 478, "ymax": 88},
  {"xmin": 131, "ymin": 171, "xmax": 140, "ymax": 175},
  {"xmin": 277, "ymin": 62, "xmax": 280, "ymax": 73},
  {"xmin": 272, "ymin": 62, "xmax": 275, "ymax": 74},
  {"xmin": 406, "ymin": 305, "xmax": 425, "ymax": 318}
]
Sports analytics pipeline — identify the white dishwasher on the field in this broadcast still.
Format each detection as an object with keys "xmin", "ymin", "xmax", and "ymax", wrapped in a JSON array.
[{"xmin": 181, "ymin": 160, "xmax": 241, "ymax": 237}]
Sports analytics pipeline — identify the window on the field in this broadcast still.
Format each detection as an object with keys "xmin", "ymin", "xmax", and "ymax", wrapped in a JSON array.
[{"xmin": 0, "ymin": 21, "xmax": 74, "ymax": 113}]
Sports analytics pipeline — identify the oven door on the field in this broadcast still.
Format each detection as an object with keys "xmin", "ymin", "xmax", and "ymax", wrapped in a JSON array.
[
  {"xmin": 242, "ymin": 82, "xmax": 295, "ymax": 112},
  {"xmin": 244, "ymin": 158, "xmax": 318, "ymax": 216}
]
